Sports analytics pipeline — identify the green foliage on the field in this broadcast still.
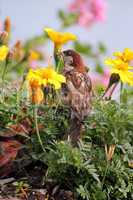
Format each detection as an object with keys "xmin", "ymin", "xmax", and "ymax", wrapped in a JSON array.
[
  {"xmin": 23, "ymin": 33, "xmax": 47, "ymax": 53},
  {"xmin": 74, "ymin": 41, "xmax": 93, "ymax": 56},
  {"xmin": 0, "ymin": 87, "xmax": 133, "ymax": 199},
  {"xmin": 85, "ymin": 100, "xmax": 133, "ymax": 145},
  {"xmin": 83, "ymin": 99, "xmax": 133, "ymax": 199},
  {"xmin": 44, "ymin": 140, "xmax": 101, "ymax": 199},
  {"xmin": 58, "ymin": 10, "xmax": 78, "ymax": 27}
]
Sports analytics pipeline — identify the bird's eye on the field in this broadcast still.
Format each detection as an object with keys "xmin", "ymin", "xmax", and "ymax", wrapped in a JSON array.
[{"xmin": 68, "ymin": 51, "xmax": 72, "ymax": 56}]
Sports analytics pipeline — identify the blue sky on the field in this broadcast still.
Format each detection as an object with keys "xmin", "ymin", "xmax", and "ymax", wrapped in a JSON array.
[{"xmin": 0, "ymin": 0, "xmax": 133, "ymax": 55}]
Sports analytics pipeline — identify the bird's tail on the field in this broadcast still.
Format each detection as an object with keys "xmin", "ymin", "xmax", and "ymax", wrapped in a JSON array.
[{"xmin": 69, "ymin": 117, "xmax": 83, "ymax": 145}]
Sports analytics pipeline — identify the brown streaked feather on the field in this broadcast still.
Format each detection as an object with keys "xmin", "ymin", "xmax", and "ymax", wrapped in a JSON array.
[{"xmin": 63, "ymin": 68, "xmax": 92, "ymax": 120}]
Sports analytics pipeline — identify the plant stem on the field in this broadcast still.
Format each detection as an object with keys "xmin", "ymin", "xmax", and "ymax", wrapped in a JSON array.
[
  {"xmin": 1, "ymin": 62, "xmax": 8, "ymax": 101},
  {"xmin": 120, "ymin": 81, "xmax": 123, "ymax": 103},
  {"xmin": 101, "ymin": 146, "xmax": 110, "ymax": 190},
  {"xmin": 101, "ymin": 160, "xmax": 109, "ymax": 190},
  {"xmin": 16, "ymin": 82, "xmax": 24, "ymax": 122},
  {"xmin": 1, "ymin": 62, "xmax": 8, "ymax": 81},
  {"xmin": 54, "ymin": 47, "xmax": 63, "ymax": 72},
  {"xmin": 33, "ymin": 105, "xmax": 45, "ymax": 153}
]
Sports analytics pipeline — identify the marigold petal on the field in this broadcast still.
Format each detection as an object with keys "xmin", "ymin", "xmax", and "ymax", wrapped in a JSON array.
[
  {"xmin": 119, "ymin": 71, "xmax": 133, "ymax": 85},
  {"xmin": 104, "ymin": 58, "xmax": 114, "ymax": 66},
  {"xmin": 42, "ymin": 79, "xmax": 47, "ymax": 86},
  {"xmin": 113, "ymin": 51, "xmax": 122, "ymax": 58},
  {"xmin": 48, "ymin": 78, "xmax": 61, "ymax": 89},
  {"xmin": 54, "ymin": 74, "xmax": 66, "ymax": 83},
  {"xmin": 0, "ymin": 45, "xmax": 9, "ymax": 61}
]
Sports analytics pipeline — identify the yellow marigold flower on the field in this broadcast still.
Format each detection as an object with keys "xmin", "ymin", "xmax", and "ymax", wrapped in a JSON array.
[
  {"xmin": 27, "ymin": 66, "xmax": 66, "ymax": 89},
  {"xmin": 113, "ymin": 48, "xmax": 133, "ymax": 63},
  {"xmin": 27, "ymin": 66, "xmax": 66, "ymax": 103},
  {"xmin": 44, "ymin": 28, "xmax": 77, "ymax": 49},
  {"xmin": 0, "ymin": 45, "xmax": 9, "ymax": 61},
  {"xmin": 27, "ymin": 70, "xmax": 44, "ymax": 104},
  {"xmin": 35, "ymin": 66, "xmax": 66, "ymax": 89},
  {"xmin": 29, "ymin": 50, "xmax": 40, "ymax": 61},
  {"xmin": 105, "ymin": 52, "xmax": 133, "ymax": 86},
  {"xmin": 27, "ymin": 69, "xmax": 43, "ymax": 88}
]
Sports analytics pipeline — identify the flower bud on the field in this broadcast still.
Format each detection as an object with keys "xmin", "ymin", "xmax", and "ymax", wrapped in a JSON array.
[
  {"xmin": 13, "ymin": 40, "xmax": 24, "ymax": 61},
  {"xmin": 14, "ymin": 40, "xmax": 22, "ymax": 49},
  {"xmin": 108, "ymin": 73, "xmax": 120, "ymax": 87},
  {"xmin": 4, "ymin": 16, "xmax": 11, "ymax": 34},
  {"xmin": 0, "ymin": 31, "xmax": 8, "ymax": 44},
  {"xmin": 102, "ymin": 73, "xmax": 120, "ymax": 100}
]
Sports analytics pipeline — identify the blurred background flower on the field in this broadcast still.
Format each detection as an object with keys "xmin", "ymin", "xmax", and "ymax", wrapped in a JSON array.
[
  {"xmin": 90, "ymin": 68, "xmax": 110, "ymax": 89},
  {"xmin": 68, "ymin": 0, "xmax": 106, "ymax": 27}
]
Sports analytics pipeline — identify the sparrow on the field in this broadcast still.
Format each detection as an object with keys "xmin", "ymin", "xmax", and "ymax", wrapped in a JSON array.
[{"xmin": 61, "ymin": 49, "xmax": 93, "ymax": 143}]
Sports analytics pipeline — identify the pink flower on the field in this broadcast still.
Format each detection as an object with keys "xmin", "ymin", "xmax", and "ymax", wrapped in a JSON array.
[
  {"xmin": 68, "ymin": 0, "xmax": 106, "ymax": 28},
  {"xmin": 90, "ymin": 68, "xmax": 110, "ymax": 88},
  {"xmin": 90, "ymin": 72, "xmax": 101, "ymax": 86},
  {"xmin": 92, "ymin": 0, "xmax": 106, "ymax": 21},
  {"xmin": 101, "ymin": 68, "xmax": 110, "ymax": 87}
]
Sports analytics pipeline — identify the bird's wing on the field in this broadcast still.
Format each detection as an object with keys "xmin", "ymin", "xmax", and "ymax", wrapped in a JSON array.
[
  {"xmin": 65, "ymin": 71, "xmax": 92, "ymax": 120},
  {"xmin": 70, "ymin": 71, "xmax": 92, "ymax": 95}
]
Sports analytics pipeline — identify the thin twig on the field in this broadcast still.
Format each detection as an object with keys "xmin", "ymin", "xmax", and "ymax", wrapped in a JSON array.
[{"xmin": 33, "ymin": 105, "xmax": 46, "ymax": 153}]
